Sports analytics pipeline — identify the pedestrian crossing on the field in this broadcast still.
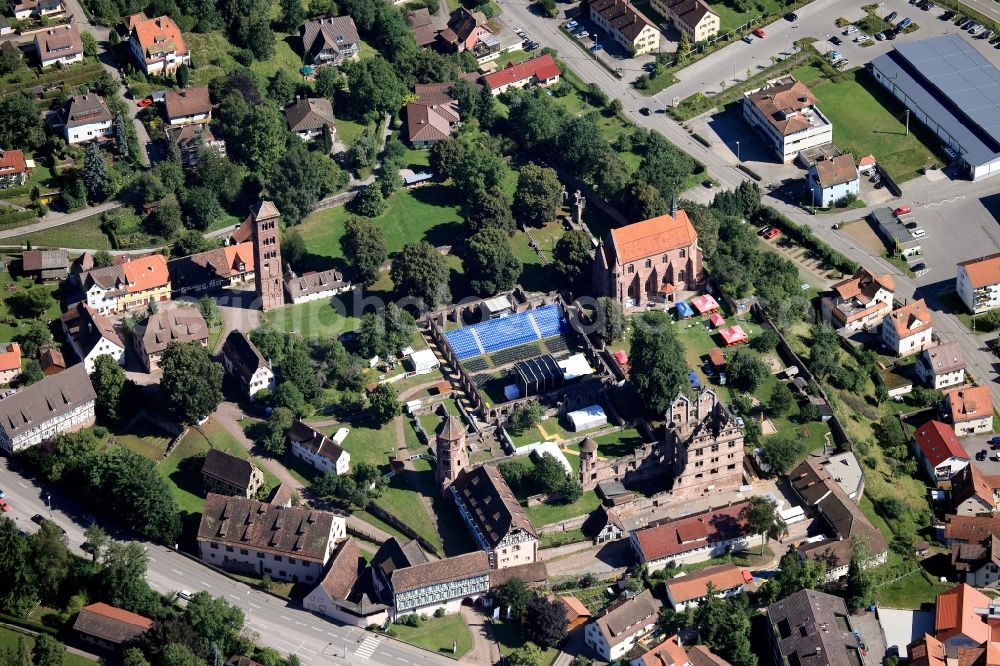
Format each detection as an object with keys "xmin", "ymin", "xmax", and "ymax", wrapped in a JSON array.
[{"xmin": 354, "ymin": 635, "xmax": 381, "ymax": 660}]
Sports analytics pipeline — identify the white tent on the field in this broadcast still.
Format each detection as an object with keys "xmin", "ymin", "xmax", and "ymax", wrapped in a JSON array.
[
  {"xmin": 567, "ymin": 405, "xmax": 607, "ymax": 432},
  {"xmin": 408, "ymin": 348, "xmax": 439, "ymax": 374},
  {"xmin": 558, "ymin": 353, "xmax": 594, "ymax": 381}
]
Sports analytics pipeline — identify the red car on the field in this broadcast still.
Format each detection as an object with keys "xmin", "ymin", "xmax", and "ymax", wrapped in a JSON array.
[
  {"xmin": 137, "ymin": 98, "xmax": 153, "ymax": 108},
  {"xmin": 894, "ymin": 205, "xmax": 912, "ymax": 216},
  {"xmin": 753, "ymin": 28, "xmax": 766, "ymax": 38},
  {"xmin": 0, "ymin": 499, "xmax": 11, "ymax": 513},
  {"xmin": 764, "ymin": 228, "xmax": 780, "ymax": 240}
]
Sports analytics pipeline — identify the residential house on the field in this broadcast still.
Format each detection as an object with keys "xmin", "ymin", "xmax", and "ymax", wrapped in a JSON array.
[
  {"xmin": 807, "ymin": 154, "xmax": 859, "ymax": 208},
  {"xmin": 79, "ymin": 253, "xmax": 171, "ymax": 314},
  {"xmin": 945, "ymin": 385, "xmax": 994, "ymax": 435},
  {"xmin": 913, "ymin": 420, "xmax": 970, "ymax": 484},
  {"xmin": 201, "ymin": 449, "xmax": 264, "ymax": 499},
  {"xmin": 222, "ymin": 330, "xmax": 275, "ymax": 399},
  {"xmin": 34, "ymin": 23, "xmax": 83, "ymax": 68},
  {"xmin": 451, "ymin": 465, "xmax": 539, "ymax": 569},
  {"xmin": 908, "ymin": 635, "xmax": 946, "ymax": 666},
  {"xmin": 39, "ymin": 347, "xmax": 66, "ymax": 376},
  {"xmin": 13, "ymin": 0, "xmax": 66, "ymax": 19},
  {"xmin": 742, "ymin": 76, "xmax": 833, "ymax": 163},
  {"xmin": 952, "ymin": 535, "xmax": 1000, "ymax": 588},
  {"xmin": 119, "ymin": 11, "xmax": 149, "ymax": 36},
  {"xmin": 0, "ymin": 149, "xmax": 31, "ymax": 188},
  {"xmin": 283, "ymin": 269, "xmax": 352, "ymax": 304},
  {"xmin": 60, "ymin": 302, "xmax": 126, "ymax": 373},
  {"xmin": 287, "ymin": 420, "xmax": 350, "ymax": 476},
  {"xmin": 587, "ymin": 0, "xmax": 660, "ymax": 56},
  {"xmin": 654, "ymin": 0, "xmax": 720, "ymax": 42},
  {"xmin": 0, "ymin": 343, "xmax": 20, "ymax": 385},
  {"xmin": 167, "ymin": 242, "xmax": 254, "ymax": 296},
  {"xmin": 482, "ymin": 54, "xmax": 561, "ymax": 96},
  {"xmin": 584, "ymin": 589, "xmax": 662, "ymax": 661},
  {"xmin": 0, "ymin": 364, "xmax": 95, "ymax": 453},
  {"xmin": 766, "ymin": 590, "xmax": 863, "ymax": 666},
  {"xmin": 821, "ymin": 267, "xmax": 896, "ymax": 331},
  {"xmin": 128, "ymin": 15, "xmax": 190, "ymax": 75},
  {"xmin": 22, "ymin": 249, "xmax": 67, "ymax": 282},
  {"xmin": 630, "ymin": 501, "xmax": 763, "ymax": 570},
  {"xmin": 406, "ymin": 82, "xmax": 461, "ymax": 148},
  {"xmin": 560, "ymin": 596, "xmax": 592, "ymax": 632},
  {"xmin": 284, "ymin": 98, "xmax": 336, "ymax": 142},
  {"xmin": 592, "ymin": 208, "xmax": 703, "ymax": 307},
  {"xmin": 407, "ymin": 8, "xmax": 437, "ymax": 47},
  {"xmin": 304, "ymin": 537, "xmax": 389, "ymax": 627},
  {"xmin": 132, "ymin": 307, "xmax": 208, "ymax": 373},
  {"xmin": 629, "ymin": 635, "xmax": 690, "ymax": 666},
  {"xmin": 944, "ymin": 514, "xmax": 1000, "ymax": 547},
  {"xmin": 662, "ymin": 564, "xmax": 751, "ymax": 612},
  {"xmin": 882, "ymin": 299, "xmax": 934, "ymax": 357},
  {"xmin": 163, "ymin": 86, "xmax": 211, "ymax": 125},
  {"xmin": 582, "ymin": 505, "xmax": 626, "ymax": 544},
  {"xmin": 197, "ymin": 494, "xmax": 345, "ymax": 583},
  {"xmin": 958, "ymin": 252, "xmax": 1000, "ymax": 314},
  {"xmin": 917, "ymin": 342, "xmax": 967, "ymax": 390},
  {"xmin": 51, "ymin": 94, "xmax": 113, "ymax": 145},
  {"xmin": 167, "ymin": 123, "xmax": 226, "ymax": 168},
  {"xmin": 301, "ymin": 15, "xmax": 360, "ymax": 67},
  {"xmin": 438, "ymin": 8, "xmax": 495, "ymax": 57},
  {"xmin": 488, "ymin": 561, "xmax": 549, "ymax": 590},
  {"xmin": 72, "ymin": 603, "xmax": 152, "ymax": 651},
  {"xmin": 372, "ymin": 540, "xmax": 490, "ymax": 619},
  {"xmin": 687, "ymin": 646, "xmax": 731, "ymax": 666},
  {"xmin": 951, "ymin": 464, "xmax": 1000, "ymax": 516},
  {"xmin": 935, "ymin": 583, "xmax": 990, "ymax": 657},
  {"xmin": 787, "ymin": 457, "xmax": 888, "ymax": 579}
]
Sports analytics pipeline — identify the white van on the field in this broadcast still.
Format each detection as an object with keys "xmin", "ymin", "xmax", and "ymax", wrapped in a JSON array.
[{"xmin": 910, "ymin": 227, "xmax": 926, "ymax": 238}]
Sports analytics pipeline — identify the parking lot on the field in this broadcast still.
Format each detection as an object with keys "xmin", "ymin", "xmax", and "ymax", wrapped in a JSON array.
[
  {"xmin": 558, "ymin": 14, "xmax": 666, "ymax": 78},
  {"xmin": 958, "ymin": 432, "xmax": 1000, "ymax": 474}
]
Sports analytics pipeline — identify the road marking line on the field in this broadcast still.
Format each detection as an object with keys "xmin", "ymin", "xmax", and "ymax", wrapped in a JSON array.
[
  {"xmin": 281, "ymin": 616, "xmax": 292, "ymax": 621},
  {"xmin": 200, "ymin": 582, "xmax": 211, "ymax": 588},
  {"xmin": 250, "ymin": 604, "xmax": 261, "ymax": 609},
  {"xmin": 395, "ymin": 658, "xmax": 409, "ymax": 664},
  {"xmin": 17, "ymin": 482, "xmax": 26, "ymax": 488},
  {"xmin": 228, "ymin": 594, "xmax": 239, "ymax": 600},
  {"xmin": 327, "ymin": 633, "xmax": 337, "ymax": 638},
  {"xmin": 172, "ymin": 569, "xmax": 183, "ymax": 575},
  {"xmin": 311, "ymin": 627, "xmax": 322, "ymax": 633}
]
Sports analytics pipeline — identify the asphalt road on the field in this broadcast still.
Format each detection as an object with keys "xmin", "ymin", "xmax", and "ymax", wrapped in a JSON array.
[{"xmin": 0, "ymin": 457, "xmax": 454, "ymax": 666}]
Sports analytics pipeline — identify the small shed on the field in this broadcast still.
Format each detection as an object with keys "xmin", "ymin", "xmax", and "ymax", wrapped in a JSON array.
[
  {"xmin": 709, "ymin": 313, "xmax": 725, "ymax": 328},
  {"xmin": 708, "ymin": 347, "xmax": 726, "ymax": 370},
  {"xmin": 567, "ymin": 405, "xmax": 607, "ymax": 432},
  {"xmin": 482, "ymin": 295, "xmax": 512, "ymax": 319},
  {"xmin": 558, "ymin": 353, "xmax": 594, "ymax": 381}
]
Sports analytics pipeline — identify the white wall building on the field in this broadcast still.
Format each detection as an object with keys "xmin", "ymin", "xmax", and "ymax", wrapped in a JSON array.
[
  {"xmin": 584, "ymin": 590, "xmax": 661, "ymax": 661},
  {"xmin": 0, "ymin": 365, "xmax": 96, "ymax": 453},
  {"xmin": 916, "ymin": 342, "xmax": 966, "ymax": 390},
  {"xmin": 60, "ymin": 303, "xmax": 126, "ymax": 374},
  {"xmin": 958, "ymin": 253, "xmax": 1000, "ymax": 314},
  {"xmin": 881, "ymin": 299, "xmax": 934, "ymax": 357},
  {"xmin": 288, "ymin": 421, "xmax": 351, "ymax": 476},
  {"xmin": 807, "ymin": 154, "xmax": 859, "ymax": 208},
  {"xmin": 743, "ymin": 76, "xmax": 833, "ymax": 163}
]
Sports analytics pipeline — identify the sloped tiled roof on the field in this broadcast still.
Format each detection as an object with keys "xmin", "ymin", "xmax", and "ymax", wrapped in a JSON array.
[
  {"xmin": 22, "ymin": 249, "xmax": 67, "ymax": 272},
  {"xmin": 222, "ymin": 330, "xmax": 270, "ymax": 384},
  {"xmin": 0, "ymin": 343, "xmax": 20, "ymax": 373},
  {"xmin": 959, "ymin": 253, "xmax": 1000, "ymax": 289},
  {"xmin": 316, "ymin": 537, "xmax": 363, "ymax": 600},
  {"xmin": 914, "ymin": 420, "xmax": 968, "ymax": 468},
  {"xmin": 452, "ymin": 465, "xmax": 537, "ymax": 548},
  {"xmin": 34, "ymin": 23, "xmax": 82, "ymax": 61},
  {"xmin": 935, "ymin": 583, "xmax": 990, "ymax": 644},
  {"xmin": 164, "ymin": 86, "xmax": 211, "ymax": 120},
  {"xmin": 0, "ymin": 150, "xmax": 28, "ymax": 178},
  {"xmin": 591, "ymin": 589, "xmax": 661, "ymax": 648},
  {"xmin": 482, "ymin": 54, "xmax": 560, "ymax": 91},
  {"xmin": 122, "ymin": 253, "xmax": 169, "ymax": 293},
  {"xmin": 406, "ymin": 102, "xmax": 453, "ymax": 143},
  {"xmin": 287, "ymin": 419, "xmax": 346, "ymax": 466},
  {"xmin": 945, "ymin": 514, "xmax": 1000, "ymax": 543},
  {"xmin": 746, "ymin": 78, "xmax": 820, "ymax": 137},
  {"xmin": 951, "ymin": 464, "xmax": 1000, "ymax": 511},
  {"xmin": 0, "ymin": 364, "xmax": 94, "ymax": 441},
  {"xmin": 920, "ymin": 342, "xmax": 966, "ymax": 377},
  {"xmin": 136, "ymin": 307, "xmax": 208, "ymax": 355},
  {"xmin": 633, "ymin": 635, "xmax": 688, "ymax": 666},
  {"xmin": 59, "ymin": 94, "xmax": 112, "ymax": 129},
  {"xmin": 946, "ymin": 385, "xmax": 993, "ymax": 424},
  {"xmin": 665, "ymin": 0, "xmax": 717, "ymax": 30},
  {"xmin": 813, "ymin": 154, "xmax": 858, "ymax": 189},
  {"xmin": 72, "ymin": 602, "xmax": 152, "ymax": 645},
  {"xmin": 61, "ymin": 302, "xmax": 124, "ymax": 356},
  {"xmin": 588, "ymin": 0, "xmax": 656, "ymax": 41},
  {"xmin": 605, "ymin": 210, "xmax": 698, "ymax": 265},
  {"xmin": 389, "ymin": 551, "xmax": 490, "ymax": 593},
  {"xmin": 201, "ymin": 449, "xmax": 259, "ymax": 491},
  {"xmin": 687, "ymin": 645, "xmax": 731, "ymax": 666},
  {"xmin": 766, "ymin": 590, "xmax": 859, "ymax": 666},
  {"xmin": 632, "ymin": 501, "xmax": 751, "ymax": 562},
  {"xmin": 302, "ymin": 15, "xmax": 359, "ymax": 60},
  {"xmin": 885, "ymin": 299, "xmax": 933, "ymax": 339},
  {"xmin": 284, "ymin": 98, "xmax": 336, "ymax": 133},
  {"xmin": 663, "ymin": 563, "xmax": 750, "ymax": 604},
  {"xmin": 908, "ymin": 634, "xmax": 946, "ymax": 666},
  {"xmin": 284, "ymin": 269, "xmax": 348, "ymax": 300},
  {"xmin": 131, "ymin": 15, "xmax": 187, "ymax": 62},
  {"xmin": 197, "ymin": 494, "xmax": 336, "ymax": 563}
]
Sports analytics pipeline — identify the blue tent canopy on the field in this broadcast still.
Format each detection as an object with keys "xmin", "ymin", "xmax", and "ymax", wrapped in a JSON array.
[
  {"xmin": 688, "ymin": 370, "xmax": 701, "ymax": 390},
  {"xmin": 676, "ymin": 301, "xmax": 694, "ymax": 319}
]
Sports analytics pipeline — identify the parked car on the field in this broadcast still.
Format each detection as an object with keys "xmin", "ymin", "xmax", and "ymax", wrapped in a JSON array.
[
  {"xmin": 957, "ymin": 17, "xmax": 971, "ymax": 28},
  {"xmin": 639, "ymin": 107, "xmax": 651, "ymax": 115},
  {"xmin": 831, "ymin": 36, "xmax": 843, "ymax": 45},
  {"xmin": 886, "ymin": 11, "xmax": 898, "ymax": 21},
  {"xmin": 987, "ymin": 435, "xmax": 1000, "ymax": 445},
  {"xmin": 0, "ymin": 489, "xmax": 5, "ymax": 499},
  {"xmin": 590, "ymin": 43, "xmax": 602, "ymax": 51},
  {"xmin": 742, "ymin": 34, "xmax": 754, "ymax": 43},
  {"xmin": 31, "ymin": 514, "xmax": 44, "ymax": 524},
  {"xmin": 912, "ymin": 262, "xmax": 928, "ymax": 276},
  {"xmin": 177, "ymin": 591, "xmax": 193, "ymax": 602},
  {"xmin": 844, "ymin": 26, "xmax": 859, "ymax": 35},
  {"xmin": 735, "ymin": 417, "xmax": 746, "ymax": 428},
  {"xmin": 764, "ymin": 228, "xmax": 780, "ymax": 240},
  {"xmin": 576, "ymin": 31, "xmax": 589, "ymax": 39},
  {"xmin": 898, "ymin": 17, "xmax": 912, "ymax": 29},
  {"xmin": 784, "ymin": 12, "xmax": 797, "ymax": 21},
  {"xmin": 982, "ymin": 30, "xmax": 994, "ymax": 40},
  {"xmin": 969, "ymin": 23, "xmax": 982, "ymax": 33},
  {"xmin": 910, "ymin": 227, "xmax": 926, "ymax": 238},
  {"xmin": 894, "ymin": 205, "xmax": 912, "ymax": 216},
  {"xmin": 942, "ymin": 10, "xmax": 954, "ymax": 20},
  {"xmin": 978, "ymin": 450, "xmax": 988, "ymax": 461},
  {"xmin": 875, "ymin": 31, "xmax": 886, "ymax": 40},
  {"xmin": 0, "ymin": 500, "xmax": 10, "ymax": 513},
  {"xmin": 828, "ymin": 50, "xmax": 841, "ymax": 60},
  {"xmin": 753, "ymin": 27, "xmax": 766, "ymax": 38},
  {"xmin": 563, "ymin": 20, "xmax": 578, "ymax": 29}
]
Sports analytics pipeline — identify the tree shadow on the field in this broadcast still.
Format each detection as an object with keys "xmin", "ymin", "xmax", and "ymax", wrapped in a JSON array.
[
  {"xmin": 424, "ymin": 220, "xmax": 466, "ymax": 248},
  {"xmin": 519, "ymin": 262, "xmax": 553, "ymax": 294}
]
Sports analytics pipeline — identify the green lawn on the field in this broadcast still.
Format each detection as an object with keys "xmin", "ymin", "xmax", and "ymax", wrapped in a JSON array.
[
  {"xmin": 5, "ymin": 214, "xmax": 111, "ymax": 250},
  {"xmin": 297, "ymin": 184, "xmax": 464, "ymax": 268},
  {"xmin": 390, "ymin": 614, "xmax": 474, "ymax": 659},
  {"xmin": 708, "ymin": 0, "xmax": 786, "ymax": 34},
  {"xmin": 336, "ymin": 118, "xmax": 370, "ymax": 148},
  {"xmin": 0, "ymin": 258, "xmax": 62, "ymax": 340},
  {"xmin": 523, "ymin": 490, "xmax": 601, "ymax": 528},
  {"xmin": 159, "ymin": 419, "xmax": 278, "ymax": 514},
  {"xmin": 376, "ymin": 457, "xmax": 444, "ymax": 553},
  {"xmin": 316, "ymin": 420, "xmax": 398, "ymax": 469},
  {"xmin": 493, "ymin": 622, "xmax": 559, "ymax": 666},
  {"xmin": 0, "ymin": 627, "xmax": 96, "ymax": 666},
  {"xmin": 876, "ymin": 567, "xmax": 950, "ymax": 609},
  {"xmin": 113, "ymin": 419, "xmax": 173, "ymax": 461},
  {"xmin": 263, "ymin": 297, "xmax": 363, "ymax": 340},
  {"xmin": 539, "ymin": 528, "xmax": 588, "ymax": 549},
  {"xmin": 809, "ymin": 70, "xmax": 943, "ymax": 182}
]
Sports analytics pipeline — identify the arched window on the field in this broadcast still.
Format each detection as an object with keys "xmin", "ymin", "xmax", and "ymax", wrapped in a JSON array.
[{"xmin": 679, "ymin": 249, "xmax": 686, "ymax": 258}]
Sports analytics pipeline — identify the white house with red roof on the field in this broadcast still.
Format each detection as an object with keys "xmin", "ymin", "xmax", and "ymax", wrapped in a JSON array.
[
  {"xmin": 629, "ymin": 501, "xmax": 763, "ymax": 570},
  {"xmin": 128, "ymin": 15, "xmax": 190, "ymax": 75},
  {"xmin": 944, "ymin": 385, "xmax": 994, "ymax": 436},
  {"xmin": 0, "ymin": 342, "xmax": 21, "ymax": 385},
  {"xmin": 882, "ymin": 298, "xmax": 934, "ymax": 357},
  {"xmin": 482, "ymin": 54, "xmax": 561, "ymax": 96},
  {"xmin": 822, "ymin": 266, "xmax": 895, "ymax": 332},
  {"xmin": 0, "ymin": 149, "xmax": 31, "ymax": 188},
  {"xmin": 913, "ymin": 420, "xmax": 969, "ymax": 485},
  {"xmin": 958, "ymin": 252, "xmax": 1000, "ymax": 314}
]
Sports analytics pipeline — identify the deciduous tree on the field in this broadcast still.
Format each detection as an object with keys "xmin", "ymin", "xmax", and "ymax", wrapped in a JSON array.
[
  {"xmin": 727, "ymin": 349, "xmax": 769, "ymax": 392},
  {"xmin": 463, "ymin": 227, "xmax": 521, "ymax": 296},
  {"xmin": 524, "ymin": 596, "xmax": 567, "ymax": 649},
  {"xmin": 462, "ymin": 186, "xmax": 514, "ymax": 235},
  {"xmin": 160, "ymin": 342, "xmax": 223, "ymax": 424},
  {"xmin": 629, "ymin": 311, "xmax": 687, "ymax": 415},
  {"xmin": 343, "ymin": 217, "xmax": 388, "ymax": 287},
  {"xmin": 552, "ymin": 230, "xmax": 593, "ymax": 291},
  {"xmin": 740, "ymin": 495, "xmax": 787, "ymax": 554},
  {"xmin": 389, "ymin": 241, "xmax": 450, "ymax": 307},
  {"xmin": 92, "ymin": 354, "xmax": 125, "ymax": 422},
  {"xmin": 513, "ymin": 163, "xmax": 562, "ymax": 228},
  {"xmin": 0, "ymin": 93, "xmax": 46, "ymax": 150},
  {"xmin": 368, "ymin": 382, "xmax": 400, "ymax": 424}
]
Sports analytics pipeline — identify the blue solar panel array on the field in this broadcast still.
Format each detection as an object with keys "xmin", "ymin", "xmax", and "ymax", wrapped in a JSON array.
[{"xmin": 444, "ymin": 304, "xmax": 567, "ymax": 361}]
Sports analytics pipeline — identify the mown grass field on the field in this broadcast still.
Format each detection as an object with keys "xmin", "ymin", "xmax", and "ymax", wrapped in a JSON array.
[{"xmin": 390, "ymin": 614, "xmax": 473, "ymax": 659}]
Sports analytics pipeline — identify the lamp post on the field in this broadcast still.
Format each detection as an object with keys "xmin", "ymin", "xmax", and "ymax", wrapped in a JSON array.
[{"xmin": 735, "ymin": 141, "xmax": 741, "ymax": 161}]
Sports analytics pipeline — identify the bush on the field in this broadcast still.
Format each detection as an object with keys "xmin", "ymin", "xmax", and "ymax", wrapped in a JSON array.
[
  {"xmin": 434, "ymin": 607, "xmax": 445, "ymax": 618},
  {"xmin": 399, "ymin": 613, "xmax": 421, "ymax": 627}
]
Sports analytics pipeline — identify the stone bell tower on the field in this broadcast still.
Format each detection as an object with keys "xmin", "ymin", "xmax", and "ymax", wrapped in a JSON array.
[
  {"xmin": 578, "ymin": 437, "xmax": 598, "ymax": 485},
  {"xmin": 249, "ymin": 200, "xmax": 283, "ymax": 311},
  {"xmin": 436, "ymin": 415, "xmax": 468, "ymax": 495}
]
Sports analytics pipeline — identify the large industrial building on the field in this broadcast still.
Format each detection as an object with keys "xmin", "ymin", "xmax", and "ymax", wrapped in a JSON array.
[{"xmin": 870, "ymin": 34, "xmax": 1000, "ymax": 181}]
